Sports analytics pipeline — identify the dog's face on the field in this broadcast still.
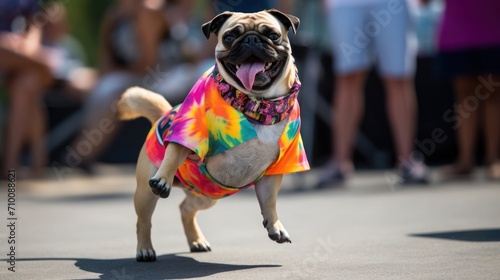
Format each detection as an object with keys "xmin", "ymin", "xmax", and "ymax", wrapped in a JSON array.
[{"xmin": 202, "ymin": 10, "xmax": 299, "ymax": 98}]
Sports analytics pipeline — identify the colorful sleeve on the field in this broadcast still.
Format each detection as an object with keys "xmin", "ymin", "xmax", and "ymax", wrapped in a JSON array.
[
  {"xmin": 265, "ymin": 113, "xmax": 310, "ymax": 175},
  {"xmin": 164, "ymin": 71, "xmax": 211, "ymax": 160}
]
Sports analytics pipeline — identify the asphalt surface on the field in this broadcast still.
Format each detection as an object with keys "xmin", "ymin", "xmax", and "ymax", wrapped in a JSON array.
[{"xmin": 0, "ymin": 165, "xmax": 499, "ymax": 280}]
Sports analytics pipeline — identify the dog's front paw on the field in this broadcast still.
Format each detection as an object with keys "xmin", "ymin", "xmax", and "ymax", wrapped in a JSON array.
[
  {"xmin": 136, "ymin": 248, "xmax": 156, "ymax": 262},
  {"xmin": 190, "ymin": 241, "xmax": 212, "ymax": 253},
  {"xmin": 264, "ymin": 220, "xmax": 292, "ymax": 244},
  {"xmin": 149, "ymin": 178, "xmax": 171, "ymax": 198}
]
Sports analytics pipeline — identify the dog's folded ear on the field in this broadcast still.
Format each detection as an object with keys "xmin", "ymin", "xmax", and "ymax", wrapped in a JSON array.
[
  {"xmin": 266, "ymin": 9, "xmax": 300, "ymax": 34},
  {"xmin": 202, "ymin": 11, "xmax": 234, "ymax": 39}
]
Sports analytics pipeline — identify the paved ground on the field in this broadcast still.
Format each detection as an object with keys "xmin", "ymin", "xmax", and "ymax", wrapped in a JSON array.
[{"xmin": 0, "ymin": 165, "xmax": 499, "ymax": 280}]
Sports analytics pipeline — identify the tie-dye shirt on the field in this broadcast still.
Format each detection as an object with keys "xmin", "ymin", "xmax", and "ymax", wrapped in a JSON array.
[{"xmin": 145, "ymin": 66, "xmax": 309, "ymax": 199}]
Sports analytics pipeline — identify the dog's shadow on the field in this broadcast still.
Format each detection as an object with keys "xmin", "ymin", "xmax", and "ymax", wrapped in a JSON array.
[{"xmin": 20, "ymin": 253, "xmax": 280, "ymax": 279}]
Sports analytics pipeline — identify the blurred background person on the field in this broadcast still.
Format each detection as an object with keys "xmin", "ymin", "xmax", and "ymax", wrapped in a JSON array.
[
  {"xmin": 42, "ymin": 2, "xmax": 97, "ymax": 102},
  {"xmin": 0, "ymin": 0, "xmax": 53, "ymax": 178},
  {"xmin": 65, "ymin": 0, "xmax": 168, "ymax": 172},
  {"xmin": 150, "ymin": 0, "xmax": 292, "ymax": 99},
  {"xmin": 435, "ymin": 0, "xmax": 500, "ymax": 180},
  {"xmin": 39, "ymin": 1, "xmax": 98, "ymax": 166},
  {"xmin": 149, "ymin": 0, "xmax": 215, "ymax": 102},
  {"xmin": 317, "ymin": 0, "xmax": 429, "ymax": 187},
  {"xmin": 63, "ymin": 0, "xmax": 294, "ymax": 172}
]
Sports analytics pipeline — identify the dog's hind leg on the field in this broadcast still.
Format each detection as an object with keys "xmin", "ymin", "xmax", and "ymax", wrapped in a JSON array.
[
  {"xmin": 135, "ymin": 145, "xmax": 160, "ymax": 262},
  {"xmin": 180, "ymin": 191, "xmax": 217, "ymax": 252}
]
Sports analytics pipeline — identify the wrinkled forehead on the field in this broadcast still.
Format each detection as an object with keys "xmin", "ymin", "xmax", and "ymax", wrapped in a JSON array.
[{"xmin": 222, "ymin": 11, "xmax": 283, "ymax": 34}]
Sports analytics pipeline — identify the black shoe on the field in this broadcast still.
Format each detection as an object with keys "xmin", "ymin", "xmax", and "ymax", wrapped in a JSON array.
[
  {"xmin": 315, "ymin": 161, "xmax": 348, "ymax": 189},
  {"xmin": 399, "ymin": 161, "xmax": 429, "ymax": 185}
]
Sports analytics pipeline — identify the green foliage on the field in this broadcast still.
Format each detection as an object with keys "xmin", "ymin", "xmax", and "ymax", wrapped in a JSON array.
[{"xmin": 64, "ymin": 0, "xmax": 113, "ymax": 67}]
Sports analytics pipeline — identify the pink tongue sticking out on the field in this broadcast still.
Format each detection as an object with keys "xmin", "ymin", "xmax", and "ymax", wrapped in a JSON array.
[{"xmin": 235, "ymin": 61, "xmax": 266, "ymax": 91}]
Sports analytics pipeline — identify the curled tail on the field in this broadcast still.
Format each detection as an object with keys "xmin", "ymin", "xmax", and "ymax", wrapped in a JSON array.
[{"xmin": 117, "ymin": 87, "xmax": 173, "ymax": 124}]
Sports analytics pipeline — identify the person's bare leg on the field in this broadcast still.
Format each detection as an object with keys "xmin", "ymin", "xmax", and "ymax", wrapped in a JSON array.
[
  {"xmin": 0, "ymin": 48, "xmax": 52, "ymax": 174},
  {"xmin": 29, "ymin": 101, "xmax": 48, "ymax": 177},
  {"xmin": 383, "ymin": 77, "xmax": 416, "ymax": 164},
  {"xmin": 482, "ymin": 76, "xmax": 500, "ymax": 179},
  {"xmin": 332, "ymin": 71, "xmax": 367, "ymax": 174},
  {"xmin": 453, "ymin": 76, "xmax": 479, "ymax": 173},
  {"xmin": 384, "ymin": 76, "xmax": 428, "ymax": 182},
  {"xmin": 4, "ymin": 72, "xmax": 46, "ymax": 172}
]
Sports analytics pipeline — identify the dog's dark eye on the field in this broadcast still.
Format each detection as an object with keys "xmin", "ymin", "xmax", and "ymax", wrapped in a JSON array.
[
  {"xmin": 268, "ymin": 33, "xmax": 280, "ymax": 41},
  {"xmin": 224, "ymin": 35, "xmax": 236, "ymax": 44}
]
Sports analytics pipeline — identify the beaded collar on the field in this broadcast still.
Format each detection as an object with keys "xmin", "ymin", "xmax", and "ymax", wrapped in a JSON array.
[{"xmin": 213, "ymin": 65, "xmax": 301, "ymax": 126}]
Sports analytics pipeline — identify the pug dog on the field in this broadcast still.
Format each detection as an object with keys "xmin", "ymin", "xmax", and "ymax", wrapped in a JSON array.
[{"xmin": 117, "ymin": 9, "xmax": 308, "ymax": 262}]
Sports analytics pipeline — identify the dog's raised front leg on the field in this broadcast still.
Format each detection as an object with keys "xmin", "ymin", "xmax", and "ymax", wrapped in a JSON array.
[
  {"xmin": 255, "ymin": 174, "xmax": 291, "ymax": 243},
  {"xmin": 149, "ymin": 142, "xmax": 191, "ymax": 198}
]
